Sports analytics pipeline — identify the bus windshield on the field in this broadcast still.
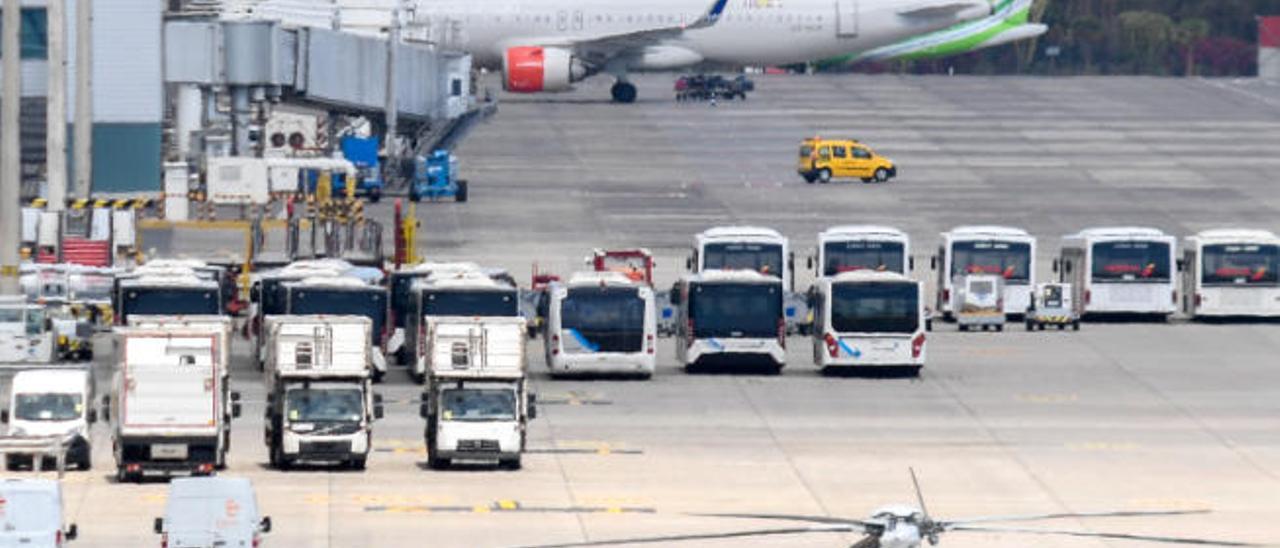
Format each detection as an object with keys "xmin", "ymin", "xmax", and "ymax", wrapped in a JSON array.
[
  {"xmin": 1091, "ymin": 241, "xmax": 1171, "ymax": 282},
  {"xmin": 1201, "ymin": 244, "xmax": 1279, "ymax": 286},
  {"xmin": 703, "ymin": 243, "xmax": 784, "ymax": 278},
  {"xmin": 289, "ymin": 288, "xmax": 387, "ymax": 342},
  {"xmin": 689, "ymin": 283, "xmax": 781, "ymax": 338},
  {"xmin": 121, "ymin": 288, "xmax": 221, "ymax": 320},
  {"xmin": 950, "ymin": 241, "xmax": 1031, "ymax": 282},
  {"xmin": 831, "ymin": 282, "xmax": 919, "ymax": 334},
  {"xmin": 823, "ymin": 241, "xmax": 905, "ymax": 276},
  {"xmin": 560, "ymin": 287, "xmax": 645, "ymax": 353},
  {"xmin": 423, "ymin": 290, "xmax": 519, "ymax": 317}
]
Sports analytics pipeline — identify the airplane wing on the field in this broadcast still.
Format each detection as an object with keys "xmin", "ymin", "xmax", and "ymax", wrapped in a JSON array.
[{"xmin": 505, "ymin": 0, "xmax": 728, "ymax": 65}]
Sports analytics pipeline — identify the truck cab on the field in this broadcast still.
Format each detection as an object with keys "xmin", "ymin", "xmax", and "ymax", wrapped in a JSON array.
[
  {"xmin": 2, "ymin": 369, "xmax": 96, "ymax": 471},
  {"xmin": 0, "ymin": 297, "xmax": 55, "ymax": 364},
  {"xmin": 420, "ymin": 317, "xmax": 534, "ymax": 470},
  {"xmin": 0, "ymin": 479, "xmax": 78, "ymax": 547},
  {"xmin": 263, "ymin": 316, "xmax": 384, "ymax": 470},
  {"xmin": 155, "ymin": 477, "xmax": 271, "ymax": 548}
]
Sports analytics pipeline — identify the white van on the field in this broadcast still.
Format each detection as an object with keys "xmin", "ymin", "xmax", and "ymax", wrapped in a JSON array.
[
  {"xmin": 3, "ymin": 369, "xmax": 96, "ymax": 471},
  {"xmin": 155, "ymin": 477, "xmax": 271, "ymax": 548},
  {"xmin": 0, "ymin": 478, "xmax": 78, "ymax": 547},
  {"xmin": 544, "ymin": 272, "xmax": 657, "ymax": 378},
  {"xmin": 674, "ymin": 270, "xmax": 786, "ymax": 374},
  {"xmin": 811, "ymin": 271, "xmax": 925, "ymax": 374}
]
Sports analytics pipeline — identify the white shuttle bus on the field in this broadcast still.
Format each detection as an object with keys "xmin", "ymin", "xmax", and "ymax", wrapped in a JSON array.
[
  {"xmin": 811, "ymin": 271, "xmax": 926, "ymax": 374},
  {"xmin": 1059, "ymin": 227, "xmax": 1178, "ymax": 317},
  {"xmin": 811, "ymin": 225, "xmax": 912, "ymax": 277},
  {"xmin": 544, "ymin": 272, "xmax": 657, "ymax": 378},
  {"xmin": 934, "ymin": 226, "xmax": 1035, "ymax": 318},
  {"xmin": 674, "ymin": 271, "xmax": 785, "ymax": 374},
  {"xmin": 1182, "ymin": 229, "xmax": 1280, "ymax": 319},
  {"xmin": 691, "ymin": 226, "xmax": 793, "ymax": 291}
]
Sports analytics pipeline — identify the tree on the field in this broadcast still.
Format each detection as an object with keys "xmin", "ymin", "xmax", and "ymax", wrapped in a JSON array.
[
  {"xmin": 1070, "ymin": 17, "xmax": 1106, "ymax": 73},
  {"xmin": 1117, "ymin": 11, "xmax": 1175, "ymax": 74},
  {"xmin": 1173, "ymin": 18, "xmax": 1211, "ymax": 76}
]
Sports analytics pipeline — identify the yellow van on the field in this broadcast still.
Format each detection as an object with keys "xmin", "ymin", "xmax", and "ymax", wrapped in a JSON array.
[{"xmin": 797, "ymin": 138, "xmax": 897, "ymax": 184}]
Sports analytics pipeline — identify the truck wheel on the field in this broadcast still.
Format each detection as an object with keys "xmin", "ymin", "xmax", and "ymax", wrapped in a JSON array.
[
  {"xmin": 368, "ymin": 189, "xmax": 382, "ymax": 203},
  {"xmin": 456, "ymin": 180, "xmax": 468, "ymax": 203},
  {"xmin": 409, "ymin": 190, "xmax": 421, "ymax": 203},
  {"xmin": 500, "ymin": 457, "xmax": 522, "ymax": 471},
  {"xmin": 958, "ymin": 324, "xmax": 968, "ymax": 332},
  {"xmin": 1025, "ymin": 321, "xmax": 1033, "ymax": 331},
  {"xmin": 349, "ymin": 457, "xmax": 367, "ymax": 471},
  {"xmin": 116, "ymin": 465, "xmax": 136, "ymax": 483},
  {"xmin": 817, "ymin": 169, "xmax": 832, "ymax": 184},
  {"xmin": 427, "ymin": 455, "xmax": 446, "ymax": 470},
  {"xmin": 875, "ymin": 168, "xmax": 890, "ymax": 182},
  {"xmin": 4, "ymin": 455, "xmax": 18, "ymax": 471},
  {"xmin": 1072, "ymin": 321, "xmax": 1080, "ymax": 331},
  {"xmin": 995, "ymin": 324, "xmax": 1004, "ymax": 332}
]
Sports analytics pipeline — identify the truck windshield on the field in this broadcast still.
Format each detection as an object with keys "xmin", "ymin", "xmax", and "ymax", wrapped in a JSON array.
[
  {"xmin": 120, "ymin": 288, "xmax": 221, "ymax": 321},
  {"xmin": 15, "ymin": 393, "xmax": 82, "ymax": 421},
  {"xmin": 0, "ymin": 492, "xmax": 57, "ymax": 531},
  {"xmin": 0, "ymin": 307, "xmax": 21, "ymax": 323},
  {"xmin": 560, "ymin": 287, "xmax": 645, "ymax": 353},
  {"xmin": 1091, "ymin": 241, "xmax": 1171, "ymax": 282},
  {"xmin": 1201, "ymin": 244, "xmax": 1279, "ymax": 286},
  {"xmin": 422, "ymin": 290, "xmax": 519, "ymax": 317},
  {"xmin": 286, "ymin": 388, "xmax": 363, "ymax": 423},
  {"xmin": 703, "ymin": 243, "xmax": 784, "ymax": 278},
  {"xmin": 823, "ymin": 241, "xmax": 905, "ymax": 276},
  {"xmin": 689, "ymin": 283, "xmax": 781, "ymax": 338},
  {"xmin": 289, "ymin": 288, "xmax": 387, "ymax": 344},
  {"xmin": 441, "ymin": 388, "xmax": 516, "ymax": 422},
  {"xmin": 950, "ymin": 241, "xmax": 1031, "ymax": 282},
  {"xmin": 831, "ymin": 282, "xmax": 919, "ymax": 334}
]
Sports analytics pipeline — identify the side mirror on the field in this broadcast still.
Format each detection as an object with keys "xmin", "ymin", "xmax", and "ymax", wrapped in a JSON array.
[
  {"xmin": 373, "ymin": 393, "xmax": 384, "ymax": 405},
  {"xmin": 1176, "ymin": 259, "xmax": 1185, "ymax": 272},
  {"xmin": 374, "ymin": 405, "xmax": 385, "ymax": 420},
  {"xmin": 908, "ymin": 256, "xmax": 915, "ymax": 272},
  {"xmin": 685, "ymin": 257, "xmax": 692, "ymax": 270},
  {"xmin": 231, "ymin": 391, "xmax": 242, "ymax": 402},
  {"xmin": 101, "ymin": 395, "xmax": 110, "ymax": 407},
  {"xmin": 87, "ymin": 408, "xmax": 98, "ymax": 424},
  {"xmin": 806, "ymin": 256, "xmax": 813, "ymax": 270},
  {"xmin": 1, "ymin": 409, "xmax": 7, "ymax": 423},
  {"xmin": 930, "ymin": 256, "xmax": 938, "ymax": 271},
  {"xmin": 154, "ymin": 518, "xmax": 163, "ymax": 534},
  {"xmin": 419, "ymin": 402, "xmax": 429, "ymax": 419},
  {"xmin": 232, "ymin": 402, "xmax": 242, "ymax": 419},
  {"xmin": 66, "ymin": 524, "xmax": 78, "ymax": 541},
  {"xmin": 260, "ymin": 516, "xmax": 272, "ymax": 533},
  {"xmin": 44, "ymin": 318, "xmax": 54, "ymax": 331},
  {"xmin": 1064, "ymin": 262, "xmax": 1073, "ymax": 274},
  {"xmin": 527, "ymin": 393, "xmax": 538, "ymax": 420},
  {"xmin": 1052, "ymin": 259, "xmax": 1060, "ymax": 273}
]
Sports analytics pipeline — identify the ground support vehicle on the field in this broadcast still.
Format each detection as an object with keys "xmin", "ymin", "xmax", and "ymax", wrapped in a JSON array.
[
  {"xmin": 409, "ymin": 150, "xmax": 468, "ymax": 203},
  {"xmin": 2, "ymin": 369, "xmax": 97, "ymax": 471},
  {"xmin": 797, "ymin": 137, "xmax": 897, "ymax": 184},
  {"xmin": 934, "ymin": 226, "xmax": 1035, "ymax": 319},
  {"xmin": 420, "ymin": 317, "xmax": 534, "ymax": 470},
  {"xmin": 155, "ymin": 477, "xmax": 272, "ymax": 548},
  {"xmin": 0, "ymin": 477, "xmax": 79, "ymax": 546},
  {"xmin": 673, "ymin": 270, "xmax": 786, "ymax": 374},
  {"xmin": 954, "ymin": 274, "xmax": 1005, "ymax": 332},
  {"xmin": 1181, "ymin": 229, "xmax": 1280, "ymax": 319},
  {"xmin": 1025, "ymin": 283, "xmax": 1080, "ymax": 331},
  {"xmin": 263, "ymin": 316, "xmax": 383, "ymax": 470},
  {"xmin": 408, "ymin": 273, "xmax": 521, "ymax": 383},
  {"xmin": 340, "ymin": 135, "xmax": 385, "ymax": 202},
  {"xmin": 110, "ymin": 328, "xmax": 237, "ymax": 482},
  {"xmin": 810, "ymin": 271, "xmax": 926, "ymax": 375},
  {"xmin": 1059, "ymin": 227, "xmax": 1178, "ymax": 319},
  {"xmin": 544, "ymin": 272, "xmax": 657, "ymax": 378}
]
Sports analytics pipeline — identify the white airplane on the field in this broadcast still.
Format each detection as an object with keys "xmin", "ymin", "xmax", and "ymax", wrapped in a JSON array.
[{"xmin": 418, "ymin": 0, "xmax": 996, "ymax": 102}]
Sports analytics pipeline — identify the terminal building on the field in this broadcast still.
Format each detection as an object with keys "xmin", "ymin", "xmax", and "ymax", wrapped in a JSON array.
[{"xmin": 3, "ymin": 0, "xmax": 474, "ymax": 196}]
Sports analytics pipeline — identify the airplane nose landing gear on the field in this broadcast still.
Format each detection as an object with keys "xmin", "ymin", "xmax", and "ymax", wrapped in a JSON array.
[{"xmin": 611, "ymin": 81, "xmax": 638, "ymax": 103}]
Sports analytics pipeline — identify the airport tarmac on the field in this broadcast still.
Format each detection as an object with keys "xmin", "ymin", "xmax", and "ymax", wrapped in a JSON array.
[{"xmin": 12, "ymin": 74, "xmax": 1280, "ymax": 547}]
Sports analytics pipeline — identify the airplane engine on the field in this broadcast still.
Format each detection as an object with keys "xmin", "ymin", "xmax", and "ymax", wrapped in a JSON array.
[{"xmin": 503, "ymin": 46, "xmax": 589, "ymax": 92}]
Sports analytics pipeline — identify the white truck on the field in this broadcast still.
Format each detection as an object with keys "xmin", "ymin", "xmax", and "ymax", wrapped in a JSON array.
[
  {"xmin": 419, "ymin": 317, "xmax": 536, "ymax": 470},
  {"xmin": 263, "ymin": 315, "xmax": 384, "ymax": 470},
  {"xmin": 0, "ymin": 297, "xmax": 56, "ymax": 365},
  {"xmin": 127, "ymin": 316, "xmax": 238, "ymax": 459},
  {"xmin": 109, "ymin": 328, "xmax": 238, "ymax": 482},
  {"xmin": 3, "ymin": 369, "xmax": 97, "ymax": 471}
]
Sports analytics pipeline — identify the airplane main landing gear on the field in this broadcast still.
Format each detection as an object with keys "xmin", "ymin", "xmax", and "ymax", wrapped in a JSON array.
[{"xmin": 611, "ymin": 81, "xmax": 637, "ymax": 103}]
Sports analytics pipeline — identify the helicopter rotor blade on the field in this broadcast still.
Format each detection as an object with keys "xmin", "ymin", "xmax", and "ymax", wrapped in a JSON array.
[
  {"xmin": 851, "ymin": 534, "xmax": 882, "ymax": 548},
  {"xmin": 943, "ymin": 509, "xmax": 1212, "ymax": 527},
  {"xmin": 910, "ymin": 467, "xmax": 931, "ymax": 521},
  {"xmin": 691, "ymin": 511, "xmax": 876, "ymax": 530},
  {"xmin": 511, "ymin": 525, "xmax": 863, "ymax": 548},
  {"xmin": 947, "ymin": 524, "xmax": 1265, "ymax": 546}
]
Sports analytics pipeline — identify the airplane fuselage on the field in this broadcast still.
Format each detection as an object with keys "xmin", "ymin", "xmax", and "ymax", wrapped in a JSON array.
[{"xmin": 422, "ymin": 0, "xmax": 989, "ymax": 70}]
